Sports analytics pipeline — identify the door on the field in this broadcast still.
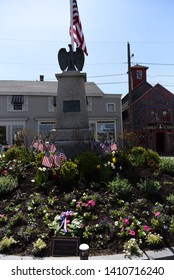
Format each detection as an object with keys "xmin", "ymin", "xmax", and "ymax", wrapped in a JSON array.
[
  {"xmin": 0, "ymin": 126, "xmax": 6, "ymax": 144},
  {"xmin": 156, "ymin": 131, "xmax": 165, "ymax": 153}
]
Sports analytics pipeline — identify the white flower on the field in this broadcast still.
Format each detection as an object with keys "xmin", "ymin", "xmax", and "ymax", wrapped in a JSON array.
[{"xmin": 31, "ymin": 179, "xmax": 35, "ymax": 183}]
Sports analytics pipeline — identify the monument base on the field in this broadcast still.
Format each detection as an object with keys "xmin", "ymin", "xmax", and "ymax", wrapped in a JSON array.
[{"xmin": 53, "ymin": 128, "xmax": 94, "ymax": 158}]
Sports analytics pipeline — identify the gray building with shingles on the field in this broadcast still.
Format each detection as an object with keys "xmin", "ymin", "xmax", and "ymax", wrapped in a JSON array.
[{"xmin": 0, "ymin": 78, "xmax": 123, "ymax": 147}]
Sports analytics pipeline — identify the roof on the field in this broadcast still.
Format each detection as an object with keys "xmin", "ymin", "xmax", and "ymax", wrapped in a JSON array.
[
  {"xmin": 131, "ymin": 64, "xmax": 149, "ymax": 70},
  {"xmin": 132, "ymin": 83, "xmax": 174, "ymax": 107},
  {"xmin": 0, "ymin": 80, "xmax": 105, "ymax": 97}
]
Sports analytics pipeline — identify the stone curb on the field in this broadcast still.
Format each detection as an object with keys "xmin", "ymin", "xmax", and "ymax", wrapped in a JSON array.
[{"xmin": 0, "ymin": 247, "xmax": 174, "ymax": 260}]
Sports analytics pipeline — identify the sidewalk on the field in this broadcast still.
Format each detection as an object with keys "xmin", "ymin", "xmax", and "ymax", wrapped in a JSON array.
[{"xmin": 0, "ymin": 247, "xmax": 174, "ymax": 260}]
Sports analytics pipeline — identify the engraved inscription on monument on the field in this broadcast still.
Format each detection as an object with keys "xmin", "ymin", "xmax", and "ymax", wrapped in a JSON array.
[{"xmin": 63, "ymin": 100, "xmax": 80, "ymax": 112}]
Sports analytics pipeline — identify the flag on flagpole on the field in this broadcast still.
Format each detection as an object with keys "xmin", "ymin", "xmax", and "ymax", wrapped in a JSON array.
[{"xmin": 70, "ymin": 0, "xmax": 88, "ymax": 56}]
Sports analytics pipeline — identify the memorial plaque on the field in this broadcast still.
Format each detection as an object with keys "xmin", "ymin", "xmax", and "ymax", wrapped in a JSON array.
[
  {"xmin": 51, "ymin": 237, "xmax": 80, "ymax": 257},
  {"xmin": 63, "ymin": 100, "xmax": 80, "ymax": 112}
]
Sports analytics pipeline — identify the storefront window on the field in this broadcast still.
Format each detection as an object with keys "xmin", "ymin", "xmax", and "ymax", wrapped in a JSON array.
[
  {"xmin": 97, "ymin": 122, "xmax": 115, "ymax": 142},
  {"xmin": 39, "ymin": 122, "xmax": 55, "ymax": 139}
]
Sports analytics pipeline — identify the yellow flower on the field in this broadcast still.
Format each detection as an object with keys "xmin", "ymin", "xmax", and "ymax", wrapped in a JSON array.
[
  {"xmin": 96, "ymin": 164, "xmax": 101, "ymax": 169},
  {"xmin": 112, "ymin": 157, "xmax": 116, "ymax": 163}
]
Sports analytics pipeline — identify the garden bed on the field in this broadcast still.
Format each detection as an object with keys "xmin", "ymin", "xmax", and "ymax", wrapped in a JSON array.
[{"xmin": 0, "ymin": 147, "xmax": 174, "ymax": 258}]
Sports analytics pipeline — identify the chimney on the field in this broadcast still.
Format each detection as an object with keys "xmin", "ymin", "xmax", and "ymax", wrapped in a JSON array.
[{"xmin": 40, "ymin": 75, "xmax": 44, "ymax": 81}]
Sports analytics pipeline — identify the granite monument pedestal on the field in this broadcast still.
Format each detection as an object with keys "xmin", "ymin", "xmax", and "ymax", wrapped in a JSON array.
[{"xmin": 53, "ymin": 71, "xmax": 93, "ymax": 158}]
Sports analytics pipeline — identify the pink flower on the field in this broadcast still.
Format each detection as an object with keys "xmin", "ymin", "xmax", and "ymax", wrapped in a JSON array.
[
  {"xmin": 76, "ymin": 201, "xmax": 83, "ymax": 207},
  {"xmin": 155, "ymin": 212, "xmax": 161, "ymax": 216},
  {"xmin": 129, "ymin": 230, "xmax": 136, "ymax": 236},
  {"xmin": 84, "ymin": 200, "xmax": 96, "ymax": 207},
  {"xmin": 124, "ymin": 218, "xmax": 129, "ymax": 225},
  {"xmin": 88, "ymin": 200, "xmax": 96, "ymax": 206},
  {"xmin": 144, "ymin": 225, "xmax": 150, "ymax": 232},
  {"xmin": 0, "ymin": 214, "xmax": 5, "ymax": 218}
]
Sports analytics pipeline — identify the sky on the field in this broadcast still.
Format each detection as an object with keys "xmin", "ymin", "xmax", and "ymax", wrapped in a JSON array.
[{"xmin": 1, "ymin": 0, "xmax": 174, "ymax": 97}]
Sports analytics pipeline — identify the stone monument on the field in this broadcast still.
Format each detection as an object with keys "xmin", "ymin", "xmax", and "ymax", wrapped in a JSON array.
[{"xmin": 53, "ymin": 45, "xmax": 93, "ymax": 158}]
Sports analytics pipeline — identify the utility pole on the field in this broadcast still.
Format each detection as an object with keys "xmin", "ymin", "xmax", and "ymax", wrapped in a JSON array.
[{"xmin": 127, "ymin": 42, "xmax": 133, "ymax": 131}]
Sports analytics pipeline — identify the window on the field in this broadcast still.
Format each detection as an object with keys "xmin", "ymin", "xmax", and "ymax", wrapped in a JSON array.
[
  {"xmin": 97, "ymin": 122, "xmax": 115, "ymax": 142},
  {"xmin": 39, "ymin": 121, "xmax": 55, "ymax": 138},
  {"xmin": 12, "ymin": 125, "xmax": 24, "ymax": 144},
  {"xmin": 11, "ymin": 95, "xmax": 24, "ymax": 110},
  {"xmin": 7, "ymin": 96, "xmax": 28, "ymax": 111},
  {"xmin": 107, "ymin": 103, "xmax": 115, "ymax": 112},
  {"xmin": 136, "ymin": 70, "xmax": 142, "ymax": 79}
]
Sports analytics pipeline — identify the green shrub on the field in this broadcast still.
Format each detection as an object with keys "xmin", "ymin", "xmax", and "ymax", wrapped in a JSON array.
[
  {"xmin": 169, "ymin": 218, "xmax": 174, "ymax": 234},
  {"xmin": 129, "ymin": 146, "xmax": 146, "ymax": 167},
  {"xmin": 108, "ymin": 173, "xmax": 133, "ymax": 197},
  {"xmin": 166, "ymin": 194, "xmax": 174, "ymax": 205},
  {"xmin": 159, "ymin": 157, "xmax": 174, "ymax": 175},
  {"xmin": 143, "ymin": 149, "xmax": 160, "ymax": 168},
  {"xmin": 129, "ymin": 147, "xmax": 160, "ymax": 168},
  {"xmin": 0, "ymin": 175, "xmax": 18, "ymax": 196},
  {"xmin": 33, "ymin": 238, "xmax": 47, "ymax": 255},
  {"xmin": 35, "ymin": 152, "xmax": 45, "ymax": 167},
  {"xmin": 137, "ymin": 178, "xmax": 161, "ymax": 195},
  {"xmin": 7, "ymin": 211, "xmax": 24, "ymax": 229},
  {"xmin": 75, "ymin": 151, "xmax": 101, "ymax": 180},
  {"xmin": 0, "ymin": 236, "xmax": 17, "ymax": 252},
  {"xmin": 146, "ymin": 233, "xmax": 163, "ymax": 246},
  {"xmin": 5, "ymin": 145, "xmax": 34, "ymax": 163},
  {"xmin": 60, "ymin": 160, "xmax": 79, "ymax": 183}
]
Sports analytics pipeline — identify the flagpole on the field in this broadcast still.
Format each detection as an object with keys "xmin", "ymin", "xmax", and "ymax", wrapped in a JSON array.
[{"xmin": 70, "ymin": 0, "xmax": 74, "ymax": 51}]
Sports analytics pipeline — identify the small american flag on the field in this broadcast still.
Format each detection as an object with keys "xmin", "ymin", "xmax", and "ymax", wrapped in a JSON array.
[
  {"xmin": 70, "ymin": 0, "xmax": 88, "ymax": 55},
  {"xmin": 53, "ymin": 151, "xmax": 67, "ymax": 167},
  {"xmin": 42, "ymin": 151, "xmax": 54, "ymax": 167},
  {"xmin": 111, "ymin": 143, "xmax": 118, "ymax": 151}
]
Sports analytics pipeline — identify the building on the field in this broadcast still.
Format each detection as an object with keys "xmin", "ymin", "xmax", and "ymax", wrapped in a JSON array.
[
  {"xmin": 122, "ymin": 64, "xmax": 174, "ymax": 154},
  {"xmin": 0, "ymin": 77, "xmax": 123, "ymax": 147}
]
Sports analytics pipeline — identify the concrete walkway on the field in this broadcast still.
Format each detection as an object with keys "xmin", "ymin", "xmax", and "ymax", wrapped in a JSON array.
[{"xmin": 0, "ymin": 247, "xmax": 174, "ymax": 260}]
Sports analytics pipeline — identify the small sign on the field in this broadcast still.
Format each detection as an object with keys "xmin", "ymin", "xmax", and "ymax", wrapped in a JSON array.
[{"xmin": 51, "ymin": 237, "xmax": 80, "ymax": 257}]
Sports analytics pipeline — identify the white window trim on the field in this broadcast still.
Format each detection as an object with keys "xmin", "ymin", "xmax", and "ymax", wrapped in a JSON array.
[
  {"xmin": 106, "ymin": 103, "xmax": 116, "ymax": 112},
  {"xmin": 7, "ymin": 96, "xmax": 28, "ymax": 112},
  {"xmin": 87, "ymin": 97, "xmax": 92, "ymax": 111},
  {"xmin": 48, "ymin": 97, "xmax": 56, "ymax": 112}
]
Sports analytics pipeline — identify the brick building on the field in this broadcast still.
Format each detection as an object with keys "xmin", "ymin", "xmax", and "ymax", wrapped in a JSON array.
[{"xmin": 122, "ymin": 64, "xmax": 174, "ymax": 154}]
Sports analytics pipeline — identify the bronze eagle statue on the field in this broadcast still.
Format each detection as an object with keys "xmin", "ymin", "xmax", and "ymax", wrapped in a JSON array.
[{"xmin": 58, "ymin": 44, "xmax": 85, "ymax": 72}]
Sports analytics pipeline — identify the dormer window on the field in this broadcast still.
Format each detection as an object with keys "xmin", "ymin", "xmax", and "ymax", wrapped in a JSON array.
[{"xmin": 136, "ymin": 70, "xmax": 142, "ymax": 79}]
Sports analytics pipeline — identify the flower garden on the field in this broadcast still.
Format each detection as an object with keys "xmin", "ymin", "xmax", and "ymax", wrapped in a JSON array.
[{"xmin": 0, "ymin": 144, "xmax": 174, "ymax": 258}]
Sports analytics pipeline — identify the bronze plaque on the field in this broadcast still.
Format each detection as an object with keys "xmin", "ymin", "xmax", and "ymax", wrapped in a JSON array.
[
  {"xmin": 63, "ymin": 100, "xmax": 80, "ymax": 112},
  {"xmin": 51, "ymin": 237, "xmax": 80, "ymax": 257}
]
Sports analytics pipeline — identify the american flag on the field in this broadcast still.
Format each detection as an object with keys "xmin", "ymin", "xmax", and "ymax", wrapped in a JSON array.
[
  {"xmin": 53, "ymin": 151, "xmax": 67, "ymax": 167},
  {"xmin": 111, "ymin": 143, "xmax": 118, "ymax": 151},
  {"xmin": 42, "ymin": 152, "xmax": 54, "ymax": 167},
  {"xmin": 70, "ymin": 0, "xmax": 88, "ymax": 56}
]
